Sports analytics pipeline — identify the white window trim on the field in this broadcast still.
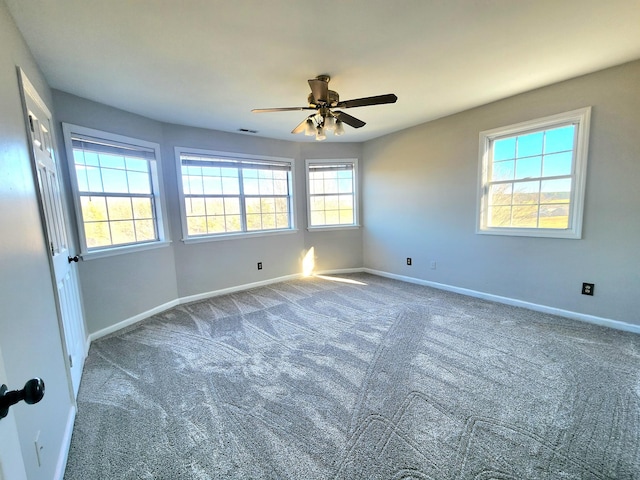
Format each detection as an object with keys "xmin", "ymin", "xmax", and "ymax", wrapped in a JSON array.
[
  {"xmin": 305, "ymin": 158, "xmax": 360, "ymax": 231},
  {"xmin": 62, "ymin": 123, "xmax": 170, "ymax": 259},
  {"xmin": 476, "ymin": 107, "xmax": 591, "ymax": 239},
  {"xmin": 175, "ymin": 147, "xmax": 296, "ymax": 242}
]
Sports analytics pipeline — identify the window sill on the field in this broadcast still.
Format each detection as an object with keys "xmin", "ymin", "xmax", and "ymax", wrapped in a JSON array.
[
  {"xmin": 307, "ymin": 225, "xmax": 361, "ymax": 232},
  {"xmin": 476, "ymin": 227, "xmax": 581, "ymax": 239},
  {"xmin": 182, "ymin": 228, "xmax": 299, "ymax": 244},
  {"xmin": 81, "ymin": 240, "xmax": 172, "ymax": 260}
]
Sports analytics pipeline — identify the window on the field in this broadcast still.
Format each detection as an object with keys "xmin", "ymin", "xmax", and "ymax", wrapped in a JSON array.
[
  {"xmin": 477, "ymin": 107, "xmax": 591, "ymax": 239},
  {"xmin": 62, "ymin": 124, "xmax": 168, "ymax": 257},
  {"xmin": 306, "ymin": 159, "xmax": 359, "ymax": 229},
  {"xmin": 176, "ymin": 148, "xmax": 294, "ymax": 240}
]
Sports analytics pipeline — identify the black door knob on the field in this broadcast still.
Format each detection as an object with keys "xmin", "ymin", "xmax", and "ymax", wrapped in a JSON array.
[
  {"xmin": 68, "ymin": 255, "xmax": 79, "ymax": 263},
  {"xmin": 0, "ymin": 378, "xmax": 45, "ymax": 419}
]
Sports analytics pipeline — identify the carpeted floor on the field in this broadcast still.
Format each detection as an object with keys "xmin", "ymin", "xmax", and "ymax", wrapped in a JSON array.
[{"xmin": 64, "ymin": 273, "xmax": 640, "ymax": 479}]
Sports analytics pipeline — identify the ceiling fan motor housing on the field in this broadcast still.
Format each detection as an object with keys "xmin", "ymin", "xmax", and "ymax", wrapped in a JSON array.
[{"xmin": 308, "ymin": 90, "xmax": 339, "ymax": 106}]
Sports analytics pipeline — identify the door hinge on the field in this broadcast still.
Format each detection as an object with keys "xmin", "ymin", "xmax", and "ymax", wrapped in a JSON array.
[
  {"xmin": 68, "ymin": 355, "xmax": 73, "ymax": 368},
  {"xmin": 50, "ymin": 242, "xmax": 55, "ymax": 256}
]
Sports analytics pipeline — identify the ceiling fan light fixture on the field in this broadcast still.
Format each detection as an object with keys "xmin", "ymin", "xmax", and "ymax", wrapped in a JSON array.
[
  {"xmin": 334, "ymin": 120, "xmax": 345, "ymax": 136},
  {"xmin": 304, "ymin": 118, "xmax": 315, "ymax": 136},
  {"xmin": 324, "ymin": 115, "xmax": 336, "ymax": 131},
  {"xmin": 315, "ymin": 125, "xmax": 326, "ymax": 141}
]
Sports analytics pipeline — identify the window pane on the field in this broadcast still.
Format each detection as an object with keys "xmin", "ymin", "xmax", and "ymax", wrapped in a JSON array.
[
  {"xmin": 276, "ymin": 213, "xmax": 289, "ymax": 228},
  {"xmin": 187, "ymin": 217, "xmax": 207, "ymax": 236},
  {"xmin": 515, "ymin": 156, "xmax": 542, "ymax": 180},
  {"xmin": 512, "ymin": 181, "xmax": 539, "ymax": 205},
  {"xmin": 81, "ymin": 196, "xmax": 107, "ymax": 222},
  {"xmin": 186, "ymin": 197, "xmax": 206, "ymax": 216},
  {"xmin": 75, "ymin": 166, "xmax": 89, "ymax": 191},
  {"xmin": 310, "ymin": 196, "xmax": 324, "ymax": 211},
  {"xmin": 517, "ymin": 132, "xmax": 543, "ymax": 157},
  {"xmin": 511, "ymin": 205, "xmax": 539, "ymax": 227},
  {"xmin": 221, "ymin": 177, "xmax": 239, "ymax": 195},
  {"xmin": 325, "ymin": 210, "xmax": 340, "ymax": 225},
  {"xmin": 542, "ymin": 152, "xmax": 573, "ymax": 177},
  {"xmin": 127, "ymin": 171, "xmax": 151, "ymax": 194},
  {"xmin": 310, "ymin": 211, "xmax": 325, "ymax": 226},
  {"xmin": 99, "ymin": 154, "xmax": 125, "ymax": 170},
  {"xmin": 84, "ymin": 221, "xmax": 111, "ymax": 247},
  {"xmin": 488, "ymin": 205, "xmax": 511, "ymax": 227},
  {"xmin": 488, "ymin": 184, "xmax": 512, "ymax": 206},
  {"xmin": 339, "ymin": 210, "xmax": 354, "ymax": 224},
  {"xmin": 244, "ymin": 178, "xmax": 259, "ymax": 195},
  {"xmin": 544, "ymin": 125, "xmax": 575, "ymax": 154},
  {"xmin": 492, "ymin": 160, "xmax": 514, "ymax": 181},
  {"xmin": 205, "ymin": 198, "xmax": 224, "ymax": 216},
  {"xmin": 135, "ymin": 220, "xmax": 156, "ymax": 241},
  {"xmin": 539, "ymin": 204, "xmax": 569, "ymax": 228},
  {"xmin": 541, "ymin": 178, "xmax": 571, "ymax": 203},
  {"xmin": 338, "ymin": 178, "xmax": 353, "ymax": 193},
  {"xmin": 131, "ymin": 198, "xmax": 153, "ymax": 219},
  {"xmin": 225, "ymin": 215, "xmax": 242, "ymax": 232},
  {"xmin": 493, "ymin": 137, "xmax": 516, "ymax": 161},
  {"xmin": 246, "ymin": 213, "xmax": 262, "ymax": 230},
  {"xmin": 206, "ymin": 216, "xmax": 226, "ymax": 234},
  {"xmin": 274, "ymin": 180, "xmax": 288, "ymax": 195},
  {"xmin": 274, "ymin": 197, "xmax": 289, "ymax": 213},
  {"xmin": 203, "ymin": 176, "xmax": 222, "ymax": 195},
  {"xmin": 224, "ymin": 198, "xmax": 240, "ymax": 215},
  {"xmin": 85, "ymin": 166, "xmax": 103, "ymax": 192},
  {"xmin": 324, "ymin": 178, "xmax": 338, "ymax": 194},
  {"xmin": 107, "ymin": 197, "xmax": 133, "ymax": 220},
  {"xmin": 260, "ymin": 198, "xmax": 275, "ymax": 213},
  {"xmin": 102, "ymin": 169, "xmax": 128, "ymax": 193},
  {"xmin": 245, "ymin": 197, "xmax": 260, "ymax": 215},
  {"xmin": 262, "ymin": 214, "xmax": 276, "ymax": 230},
  {"xmin": 259, "ymin": 177, "xmax": 274, "ymax": 195},
  {"xmin": 110, "ymin": 220, "xmax": 136, "ymax": 244},
  {"xmin": 125, "ymin": 158, "xmax": 148, "ymax": 173}
]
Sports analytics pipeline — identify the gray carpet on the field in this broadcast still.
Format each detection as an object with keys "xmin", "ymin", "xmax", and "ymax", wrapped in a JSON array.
[{"xmin": 64, "ymin": 273, "xmax": 640, "ymax": 479}]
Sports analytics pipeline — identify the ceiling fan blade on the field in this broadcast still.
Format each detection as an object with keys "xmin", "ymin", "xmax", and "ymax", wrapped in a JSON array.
[
  {"xmin": 308, "ymin": 78, "xmax": 328, "ymax": 103},
  {"xmin": 336, "ymin": 93, "xmax": 397, "ymax": 109},
  {"xmin": 334, "ymin": 111, "xmax": 366, "ymax": 128},
  {"xmin": 291, "ymin": 117, "xmax": 310, "ymax": 134},
  {"xmin": 252, "ymin": 107, "xmax": 315, "ymax": 113}
]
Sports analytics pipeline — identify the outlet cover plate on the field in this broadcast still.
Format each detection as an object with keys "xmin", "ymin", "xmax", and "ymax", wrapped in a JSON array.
[{"xmin": 582, "ymin": 282, "xmax": 594, "ymax": 296}]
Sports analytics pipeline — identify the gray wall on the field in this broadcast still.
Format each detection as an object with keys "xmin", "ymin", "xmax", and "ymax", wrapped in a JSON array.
[
  {"xmin": 362, "ymin": 60, "xmax": 640, "ymax": 325},
  {"xmin": 0, "ymin": 1, "xmax": 75, "ymax": 478},
  {"xmin": 52, "ymin": 91, "xmax": 363, "ymax": 333}
]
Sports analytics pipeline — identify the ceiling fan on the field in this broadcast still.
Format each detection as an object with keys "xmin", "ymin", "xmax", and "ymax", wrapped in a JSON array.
[{"xmin": 252, "ymin": 75, "xmax": 397, "ymax": 140}]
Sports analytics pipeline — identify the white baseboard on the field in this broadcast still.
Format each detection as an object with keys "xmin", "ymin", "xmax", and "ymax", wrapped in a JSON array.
[
  {"xmin": 54, "ymin": 404, "xmax": 76, "ymax": 480},
  {"xmin": 364, "ymin": 268, "xmax": 640, "ymax": 335},
  {"xmin": 179, "ymin": 273, "xmax": 301, "ymax": 305},
  {"xmin": 88, "ymin": 273, "xmax": 302, "ymax": 342},
  {"xmin": 88, "ymin": 299, "xmax": 180, "ymax": 342}
]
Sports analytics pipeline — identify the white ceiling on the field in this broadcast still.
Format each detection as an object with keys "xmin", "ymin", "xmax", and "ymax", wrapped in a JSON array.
[{"xmin": 6, "ymin": 0, "xmax": 640, "ymax": 143}]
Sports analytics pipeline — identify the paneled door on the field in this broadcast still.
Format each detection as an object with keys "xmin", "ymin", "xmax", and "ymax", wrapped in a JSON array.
[{"xmin": 19, "ymin": 70, "xmax": 87, "ymax": 399}]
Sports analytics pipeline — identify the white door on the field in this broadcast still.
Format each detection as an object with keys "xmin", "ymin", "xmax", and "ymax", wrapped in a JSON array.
[
  {"xmin": 19, "ymin": 70, "xmax": 87, "ymax": 399},
  {"xmin": 0, "ymin": 346, "xmax": 28, "ymax": 480}
]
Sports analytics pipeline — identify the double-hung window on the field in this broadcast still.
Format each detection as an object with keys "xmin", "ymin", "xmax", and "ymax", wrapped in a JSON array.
[
  {"xmin": 176, "ymin": 148, "xmax": 294, "ymax": 240},
  {"xmin": 62, "ymin": 124, "xmax": 168, "ymax": 257},
  {"xmin": 306, "ymin": 159, "xmax": 359, "ymax": 229},
  {"xmin": 477, "ymin": 107, "xmax": 591, "ymax": 239}
]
